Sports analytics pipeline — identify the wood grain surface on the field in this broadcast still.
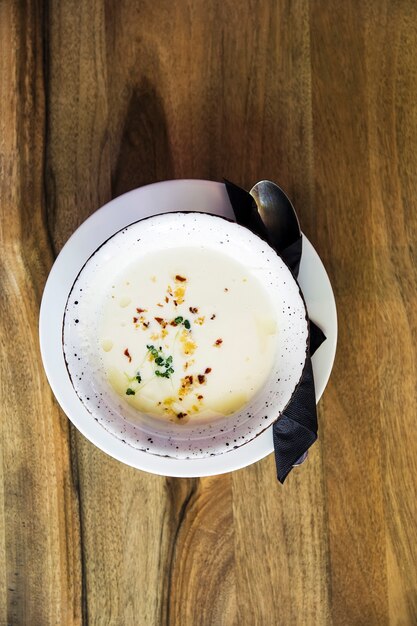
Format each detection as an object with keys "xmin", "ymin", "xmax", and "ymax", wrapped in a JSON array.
[{"xmin": 1, "ymin": 1, "xmax": 417, "ymax": 624}]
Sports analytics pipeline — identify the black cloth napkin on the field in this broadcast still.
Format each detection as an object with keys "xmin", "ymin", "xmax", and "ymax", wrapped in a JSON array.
[{"xmin": 224, "ymin": 180, "xmax": 326, "ymax": 483}]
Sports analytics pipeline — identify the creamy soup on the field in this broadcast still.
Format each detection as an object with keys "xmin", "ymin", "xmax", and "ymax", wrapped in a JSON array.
[{"xmin": 98, "ymin": 247, "xmax": 277, "ymax": 423}]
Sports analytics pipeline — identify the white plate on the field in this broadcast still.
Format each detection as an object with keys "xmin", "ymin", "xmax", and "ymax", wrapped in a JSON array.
[{"xmin": 40, "ymin": 180, "xmax": 337, "ymax": 477}]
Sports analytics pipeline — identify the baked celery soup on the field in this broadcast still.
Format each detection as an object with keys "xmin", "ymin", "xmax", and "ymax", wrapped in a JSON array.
[{"xmin": 99, "ymin": 247, "xmax": 278, "ymax": 423}]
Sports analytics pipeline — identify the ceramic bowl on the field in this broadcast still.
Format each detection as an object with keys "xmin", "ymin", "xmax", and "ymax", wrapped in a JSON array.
[{"xmin": 62, "ymin": 211, "xmax": 308, "ymax": 459}]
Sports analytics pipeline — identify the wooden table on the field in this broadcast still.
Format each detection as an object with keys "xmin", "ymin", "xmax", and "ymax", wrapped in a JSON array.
[{"xmin": 1, "ymin": 1, "xmax": 417, "ymax": 624}]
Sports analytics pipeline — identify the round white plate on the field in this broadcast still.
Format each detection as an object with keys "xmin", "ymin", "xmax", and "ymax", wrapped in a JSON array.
[{"xmin": 40, "ymin": 180, "xmax": 337, "ymax": 477}]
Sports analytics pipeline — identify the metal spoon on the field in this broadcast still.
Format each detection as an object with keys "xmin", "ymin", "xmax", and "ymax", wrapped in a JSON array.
[
  {"xmin": 249, "ymin": 180, "xmax": 301, "ymax": 251},
  {"xmin": 250, "ymin": 180, "xmax": 307, "ymax": 467}
]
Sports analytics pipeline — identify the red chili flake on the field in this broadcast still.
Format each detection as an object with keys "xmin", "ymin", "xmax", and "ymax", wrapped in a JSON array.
[
  {"xmin": 155, "ymin": 317, "xmax": 166, "ymax": 327},
  {"xmin": 173, "ymin": 300, "xmax": 178, "ymax": 306},
  {"xmin": 185, "ymin": 375, "xmax": 193, "ymax": 385},
  {"xmin": 177, "ymin": 412, "xmax": 187, "ymax": 419},
  {"xmin": 197, "ymin": 395, "xmax": 203, "ymax": 400},
  {"xmin": 214, "ymin": 339, "xmax": 223, "ymax": 346},
  {"xmin": 205, "ymin": 367, "xmax": 212, "ymax": 374},
  {"xmin": 124, "ymin": 348, "xmax": 132, "ymax": 362},
  {"xmin": 143, "ymin": 322, "xmax": 149, "ymax": 328},
  {"xmin": 133, "ymin": 316, "xmax": 138, "ymax": 323},
  {"xmin": 189, "ymin": 307, "xmax": 198, "ymax": 314},
  {"xmin": 157, "ymin": 303, "xmax": 164, "ymax": 307},
  {"xmin": 175, "ymin": 275, "xmax": 187, "ymax": 282},
  {"xmin": 136, "ymin": 308, "xmax": 147, "ymax": 313},
  {"xmin": 165, "ymin": 296, "xmax": 169, "ymax": 303},
  {"xmin": 210, "ymin": 314, "xmax": 216, "ymax": 320},
  {"xmin": 198, "ymin": 375, "xmax": 206, "ymax": 384}
]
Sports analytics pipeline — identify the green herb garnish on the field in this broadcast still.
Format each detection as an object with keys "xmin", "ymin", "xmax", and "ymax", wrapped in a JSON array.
[
  {"xmin": 147, "ymin": 345, "xmax": 174, "ymax": 378},
  {"xmin": 183, "ymin": 319, "xmax": 191, "ymax": 329},
  {"xmin": 135, "ymin": 373, "xmax": 142, "ymax": 384},
  {"xmin": 146, "ymin": 344, "xmax": 159, "ymax": 357},
  {"xmin": 174, "ymin": 316, "xmax": 183, "ymax": 325},
  {"xmin": 156, "ymin": 370, "xmax": 171, "ymax": 378},
  {"xmin": 126, "ymin": 388, "xmax": 135, "ymax": 395}
]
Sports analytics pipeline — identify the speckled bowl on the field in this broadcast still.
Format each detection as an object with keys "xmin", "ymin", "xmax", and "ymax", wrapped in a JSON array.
[{"xmin": 63, "ymin": 212, "xmax": 308, "ymax": 459}]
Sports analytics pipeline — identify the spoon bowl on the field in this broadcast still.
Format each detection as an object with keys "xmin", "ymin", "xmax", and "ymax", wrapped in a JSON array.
[{"xmin": 250, "ymin": 180, "xmax": 301, "ymax": 251}]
